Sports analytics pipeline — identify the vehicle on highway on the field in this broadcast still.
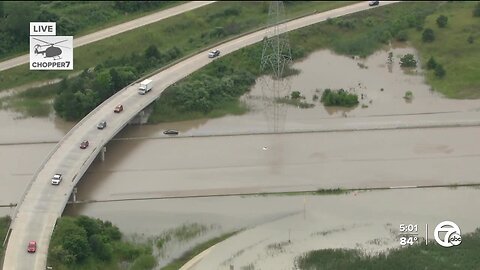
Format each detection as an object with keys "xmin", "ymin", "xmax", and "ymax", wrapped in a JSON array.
[
  {"xmin": 163, "ymin": 129, "xmax": 179, "ymax": 135},
  {"xmin": 138, "ymin": 79, "xmax": 153, "ymax": 95},
  {"xmin": 80, "ymin": 140, "xmax": 89, "ymax": 149},
  {"xmin": 114, "ymin": 104, "xmax": 123, "ymax": 113},
  {"xmin": 51, "ymin": 174, "xmax": 62, "ymax": 185},
  {"xmin": 208, "ymin": 49, "xmax": 220, "ymax": 58},
  {"xmin": 97, "ymin": 121, "xmax": 107, "ymax": 129},
  {"xmin": 27, "ymin": 241, "xmax": 36, "ymax": 253},
  {"xmin": 369, "ymin": 1, "xmax": 379, "ymax": 6}
]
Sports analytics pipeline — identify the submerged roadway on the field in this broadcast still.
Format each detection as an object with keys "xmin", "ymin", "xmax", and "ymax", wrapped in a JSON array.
[{"xmin": 2, "ymin": 2, "xmax": 398, "ymax": 269}]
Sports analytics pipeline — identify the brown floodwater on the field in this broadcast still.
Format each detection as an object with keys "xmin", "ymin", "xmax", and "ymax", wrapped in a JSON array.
[
  {"xmin": 0, "ymin": 143, "xmax": 54, "ymax": 207},
  {"xmin": 0, "ymin": 110, "xmax": 73, "ymax": 143},
  {"xmin": 73, "ymin": 126, "xmax": 480, "ymax": 203},
  {"xmin": 116, "ymin": 47, "xmax": 480, "ymax": 138}
]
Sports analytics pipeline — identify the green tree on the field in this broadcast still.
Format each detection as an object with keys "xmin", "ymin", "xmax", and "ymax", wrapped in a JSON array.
[
  {"xmin": 50, "ymin": 218, "xmax": 91, "ymax": 264},
  {"xmin": 37, "ymin": 10, "xmax": 59, "ymax": 22},
  {"xmin": 434, "ymin": 64, "xmax": 446, "ymax": 78},
  {"xmin": 0, "ymin": 1, "xmax": 4, "ymax": 18},
  {"xmin": 436, "ymin": 15, "xmax": 448, "ymax": 28},
  {"xmin": 400, "ymin": 54, "xmax": 417, "ymax": 67},
  {"xmin": 62, "ymin": 233, "xmax": 91, "ymax": 263},
  {"xmin": 57, "ymin": 17, "xmax": 78, "ymax": 36},
  {"xmin": 103, "ymin": 221, "xmax": 122, "ymax": 241},
  {"xmin": 109, "ymin": 68, "xmax": 121, "ymax": 91},
  {"xmin": 396, "ymin": 30, "xmax": 408, "ymax": 42},
  {"xmin": 76, "ymin": 215, "xmax": 101, "ymax": 238},
  {"xmin": 166, "ymin": 46, "xmax": 182, "ymax": 61},
  {"xmin": 426, "ymin": 56, "xmax": 437, "ymax": 70},
  {"xmin": 93, "ymin": 70, "xmax": 113, "ymax": 100},
  {"xmin": 474, "ymin": 2, "xmax": 480, "ymax": 17},
  {"xmin": 4, "ymin": 2, "xmax": 35, "ymax": 42},
  {"xmin": 89, "ymin": 234, "xmax": 113, "ymax": 261},
  {"xmin": 54, "ymin": 89, "xmax": 78, "ymax": 121},
  {"xmin": 422, "ymin": 28, "xmax": 435, "ymax": 42},
  {"xmin": 145, "ymin": 44, "xmax": 160, "ymax": 59}
]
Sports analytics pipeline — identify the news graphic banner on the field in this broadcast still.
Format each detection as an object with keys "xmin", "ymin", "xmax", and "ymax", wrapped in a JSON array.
[{"xmin": 30, "ymin": 22, "xmax": 73, "ymax": 70}]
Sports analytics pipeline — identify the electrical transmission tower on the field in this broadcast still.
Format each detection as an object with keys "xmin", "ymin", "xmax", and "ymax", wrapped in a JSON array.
[{"xmin": 260, "ymin": 1, "xmax": 293, "ymax": 133}]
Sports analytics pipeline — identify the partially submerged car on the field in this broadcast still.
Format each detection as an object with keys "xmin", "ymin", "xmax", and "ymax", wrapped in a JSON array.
[{"xmin": 163, "ymin": 129, "xmax": 179, "ymax": 135}]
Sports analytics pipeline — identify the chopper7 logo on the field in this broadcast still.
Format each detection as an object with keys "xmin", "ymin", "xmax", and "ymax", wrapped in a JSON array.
[
  {"xmin": 29, "ymin": 22, "xmax": 73, "ymax": 70},
  {"xmin": 32, "ymin": 37, "xmax": 70, "ymax": 60},
  {"xmin": 29, "ymin": 35, "xmax": 73, "ymax": 70}
]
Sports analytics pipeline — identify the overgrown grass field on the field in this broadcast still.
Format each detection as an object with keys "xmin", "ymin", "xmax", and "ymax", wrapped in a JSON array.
[
  {"xmin": 296, "ymin": 228, "xmax": 480, "ymax": 270},
  {"xmin": 0, "ymin": 1, "xmax": 354, "ymax": 91},
  {"xmin": 407, "ymin": 2, "xmax": 480, "ymax": 98}
]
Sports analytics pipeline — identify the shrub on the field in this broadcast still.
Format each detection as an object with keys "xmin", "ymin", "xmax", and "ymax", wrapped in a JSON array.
[
  {"xmin": 321, "ymin": 89, "xmax": 358, "ymax": 107},
  {"xmin": 144, "ymin": 45, "xmax": 160, "ymax": 59},
  {"xmin": 422, "ymin": 28, "xmax": 435, "ymax": 42},
  {"xmin": 291, "ymin": 91, "xmax": 301, "ymax": 99},
  {"xmin": 404, "ymin": 91, "xmax": 413, "ymax": 100},
  {"xmin": 400, "ymin": 54, "xmax": 417, "ymax": 67},
  {"xmin": 434, "ymin": 64, "xmax": 446, "ymax": 78},
  {"xmin": 436, "ymin": 15, "xmax": 448, "ymax": 28},
  {"xmin": 426, "ymin": 56, "xmax": 437, "ymax": 70},
  {"xmin": 396, "ymin": 30, "xmax": 408, "ymax": 42},
  {"xmin": 467, "ymin": 35, "xmax": 474, "ymax": 44}
]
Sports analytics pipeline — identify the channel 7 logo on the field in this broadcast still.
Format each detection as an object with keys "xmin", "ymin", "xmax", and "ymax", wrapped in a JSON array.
[{"xmin": 434, "ymin": 221, "xmax": 462, "ymax": 248}]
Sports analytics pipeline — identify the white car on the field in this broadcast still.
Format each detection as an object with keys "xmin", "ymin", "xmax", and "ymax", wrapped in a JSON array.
[
  {"xmin": 208, "ymin": 49, "xmax": 220, "ymax": 58},
  {"xmin": 51, "ymin": 174, "xmax": 62, "ymax": 185}
]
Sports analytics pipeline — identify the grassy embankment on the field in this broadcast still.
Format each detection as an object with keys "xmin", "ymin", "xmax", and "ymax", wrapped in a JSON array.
[
  {"xmin": 149, "ymin": 1, "xmax": 443, "ymax": 123},
  {"xmin": 161, "ymin": 231, "xmax": 238, "ymax": 270},
  {"xmin": 0, "ymin": 216, "xmax": 11, "ymax": 265},
  {"xmin": 407, "ymin": 1, "xmax": 480, "ymax": 98},
  {"xmin": 0, "ymin": 2, "xmax": 354, "ymax": 117},
  {"xmin": 296, "ymin": 228, "xmax": 480, "ymax": 270},
  {"xmin": 0, "ymin": 1, "xmax": 180, "ymax": 61}
]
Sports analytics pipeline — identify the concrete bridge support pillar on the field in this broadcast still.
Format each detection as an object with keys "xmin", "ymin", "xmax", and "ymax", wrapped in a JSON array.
[
  {"xmin": 101, "ymin": 146, "xmax": 107, "ymax": 161},
  {"xmin": 72, "ymin": 187, "xmax": 77, "ymax": 203}
]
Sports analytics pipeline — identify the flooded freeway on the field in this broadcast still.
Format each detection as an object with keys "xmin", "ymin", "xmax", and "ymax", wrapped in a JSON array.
[{"xmin": 1, "ymin": 45, "xmax": 480, "ymax": 268}]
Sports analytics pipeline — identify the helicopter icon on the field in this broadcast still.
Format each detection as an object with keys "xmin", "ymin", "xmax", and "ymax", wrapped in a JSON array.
[{"xmin": 32, "ymin": 37, "xmax": 70, "ymax": 60}]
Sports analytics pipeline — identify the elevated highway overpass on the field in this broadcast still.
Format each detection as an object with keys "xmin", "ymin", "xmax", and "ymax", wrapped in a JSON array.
[{"xmin": 2, "ymin": 2, "xmax": 398, "ymax": 269}]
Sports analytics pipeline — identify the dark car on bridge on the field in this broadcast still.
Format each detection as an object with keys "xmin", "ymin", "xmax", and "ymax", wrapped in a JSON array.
[
  {"xmin": 27, "ymin": 241, "xmax": 36, "ymax": 253},
  {"xmin": 114, "ymin": 104, "xmax": 123, "ymax": 113},
  {"xmin": 80, "ymin": 140, "xmax": 89, "ymax": 149},
  {"xmin": 97, "ymin": 121, "xmax": 107, "ymax": 129},
  {"xmin": 369, "ymin": 1, "xmax": 379, "ymax": 6}
]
